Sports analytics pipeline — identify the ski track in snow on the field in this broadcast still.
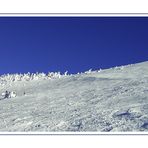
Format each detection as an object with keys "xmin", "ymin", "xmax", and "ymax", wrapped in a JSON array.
[{"xmin": 0, "ymin": 61, "xmax": 148, "ymax": 132}]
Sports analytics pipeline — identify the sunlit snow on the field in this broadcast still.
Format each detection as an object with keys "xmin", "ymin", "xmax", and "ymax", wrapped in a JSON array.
[{"xmin": 0, "ymin": 61, "xmax": 148, "ymax": 132}]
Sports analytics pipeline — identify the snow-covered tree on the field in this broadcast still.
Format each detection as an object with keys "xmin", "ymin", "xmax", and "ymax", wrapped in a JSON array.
[{"xmin": 0, "ymin": 71, "xmax": 65, "ymax": 86}]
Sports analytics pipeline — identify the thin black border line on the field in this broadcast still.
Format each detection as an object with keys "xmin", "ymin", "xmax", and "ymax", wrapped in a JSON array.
[{"xmin": 0, "ymin": 13, "xmax": 148, "ymax": 135}]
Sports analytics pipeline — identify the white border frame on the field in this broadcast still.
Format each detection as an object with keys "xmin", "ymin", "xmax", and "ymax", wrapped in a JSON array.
[{"xmin": 0, "ymin": 14, "xmax": 148, "ymax": 135}]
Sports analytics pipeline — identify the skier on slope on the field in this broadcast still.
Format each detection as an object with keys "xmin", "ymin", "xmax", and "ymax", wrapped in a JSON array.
[
  {"xmin": 4, "ymin": 90, "xmax": 10, "ymax": 99},
  {"xmin": 2, "ymin": 91, "xmax": 17, "ymax": 99}
]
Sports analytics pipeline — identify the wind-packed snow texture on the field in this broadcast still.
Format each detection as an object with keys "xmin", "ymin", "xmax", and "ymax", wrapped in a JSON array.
[{"xmin": 0, "ymin": 61, "xmax": 148, "ymax": 132}]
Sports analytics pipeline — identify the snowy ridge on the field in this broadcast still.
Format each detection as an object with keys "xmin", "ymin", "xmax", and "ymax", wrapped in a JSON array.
[
  {"xmin": 0, "ymin": 63, "xmax": 133, "ymax": 86},
  {"xmin": 0, "ymin": 61, "xmax": 148, "ymax": 132}
]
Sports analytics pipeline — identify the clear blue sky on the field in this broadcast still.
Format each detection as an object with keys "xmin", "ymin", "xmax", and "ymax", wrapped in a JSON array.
[{"xmin": 0, "ymin": 17, "xmax": 148, "ymax": 75}]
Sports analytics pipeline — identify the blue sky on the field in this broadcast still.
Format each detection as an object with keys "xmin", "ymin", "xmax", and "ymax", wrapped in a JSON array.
[{"xmin": 0, "ymin": 17, "xmax": 148, "ymax": 74}]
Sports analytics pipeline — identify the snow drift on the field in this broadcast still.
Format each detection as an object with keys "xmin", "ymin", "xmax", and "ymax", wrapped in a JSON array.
[{"xmin": 0, "ymin": 61, "xmax": 148, "ymax": 132}]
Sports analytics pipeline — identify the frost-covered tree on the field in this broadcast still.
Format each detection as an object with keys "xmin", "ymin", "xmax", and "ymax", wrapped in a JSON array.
[{"xmin": 0, "ymin": 71, "xmax": 66, "ymax": 86}]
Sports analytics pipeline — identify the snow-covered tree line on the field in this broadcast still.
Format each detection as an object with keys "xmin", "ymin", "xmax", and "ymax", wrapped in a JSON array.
[
  {"xmin": 0, "ymin": 71, "xmax": 69, "ymax": 85},
  {"xmin": 0, "ymin": 67, "xmax": 116, "ymax": 86}
]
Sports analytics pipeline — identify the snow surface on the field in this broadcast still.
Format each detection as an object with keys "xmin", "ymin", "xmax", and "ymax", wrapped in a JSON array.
[{"xmin": 0, "ymin": 61, "xmax": 148, "ymax": 132}]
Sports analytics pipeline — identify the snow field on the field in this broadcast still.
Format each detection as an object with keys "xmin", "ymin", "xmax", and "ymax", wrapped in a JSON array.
[{"xmin": 0, "ymin": 61, "xmax": 148, "ymax": 132}]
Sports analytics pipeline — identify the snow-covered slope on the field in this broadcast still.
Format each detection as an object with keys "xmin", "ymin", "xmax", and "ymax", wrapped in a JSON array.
[{"xmin": 0, "ymin": 61, "xmax": 148, "ymax": 132}]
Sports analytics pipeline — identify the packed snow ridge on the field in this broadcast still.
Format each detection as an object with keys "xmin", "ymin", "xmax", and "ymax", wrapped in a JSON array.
[{"xmin": 0, "ymin": 61, "xmax": 148, "ymax": 132}]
